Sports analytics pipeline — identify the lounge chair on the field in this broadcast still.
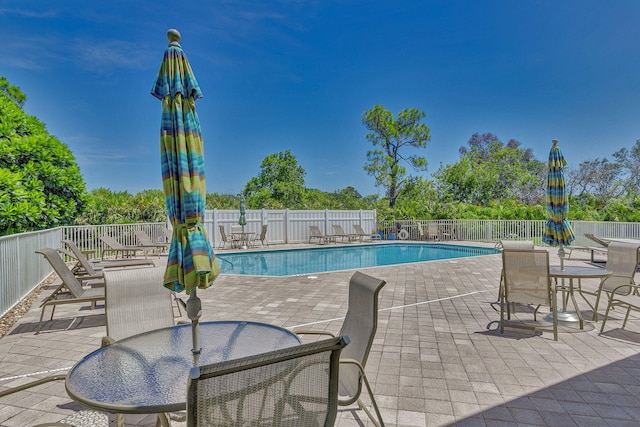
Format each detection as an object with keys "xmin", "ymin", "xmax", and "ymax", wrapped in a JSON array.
[
  {"xmin": 353, "ymin": 224, "xmax": 380, "ymax": 242},
  {"xmin": 578, "ymin": 241, "xmax": 640, "ymax": 322},
  {"xmin": 309, "ymin": 225, "xmax": 336, "ymax": 244},
  {"xmin": 249, "ymin": 224, "xmax": 269, "ymax": 247},
  {"xmin": 34, "ymin": 248, "xmax": 105, "ymax": 334},
  {"xmin": 99, "ymin": 235, "xmax": 154, "ymax": 260},
  {"xmin": 500, "ymin": 248, "xmax": 557, "ymax": 341},
  {"xmin": 134, "ymin": 229, "xmax": 170, "ymax": 253},
  {"xmin": 187, "ymin": 336, "xmax": 349, "ymax": 426},
  {"xmin": 294, "ymin": 271, "xmax": 387, "ymax": 426},
  {"xmin": 61, "ymin": 239, "xmax": 155, "ymax": 279},
  {"xmin": 585, "ymin": 233, "xmax": 610, "ymax": 247},
  {"xmin": 332, "ymin": 224, "xmax": 358, "ymax": 243}
]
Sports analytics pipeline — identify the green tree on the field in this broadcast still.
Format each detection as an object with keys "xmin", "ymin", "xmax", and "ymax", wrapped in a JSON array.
[
  {"xmin": 362, "ymin": 105, "xmax": 431, "ymax": 208},
  {"xmin": 612, "ymin": 139, "xmax": 640, "ymax": 195},
  {"xmin": 0, "ymin": 80, "xmax": 87, "ymax": 235},
  {"xmin": 244, "ymin": 150, "xmax": 306, "ymax": 208},
  {"xmin": 434, "ymin": 134, "xmax": 545, "ymax": 205},
  {"xmin": 77, "ymin": 188, "xmax": 166, "ymax": 225},
  {"xmin": 0, "ymin": 77, "xmax": 26, "ymax": 106}
]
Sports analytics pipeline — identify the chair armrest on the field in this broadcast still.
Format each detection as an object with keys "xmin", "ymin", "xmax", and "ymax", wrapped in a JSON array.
[
  {"xmin": 609, "ymin": 283, "xmax": 640, "ymax": 297},
  {"xmin": 339, "ymin": 357, "xmax": 365, "ymax": 371},
  {"xmin": 293, "ymin": 330, "xmax": 336, "ymax": 338}
]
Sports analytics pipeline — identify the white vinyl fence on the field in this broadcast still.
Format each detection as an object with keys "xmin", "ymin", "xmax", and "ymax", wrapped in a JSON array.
[{"xmin": 2, "ymin": 215, "xmax": 640, "ymax": 320}]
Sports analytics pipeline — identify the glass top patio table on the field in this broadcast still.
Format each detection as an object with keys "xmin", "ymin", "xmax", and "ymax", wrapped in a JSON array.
[
  {"xmin": 549, "ymin": 265, "xmax": 612, "ymax": 328},
  {"xmin": 65, "ymin": 321, "xmax": 300, "ymax": 415}
]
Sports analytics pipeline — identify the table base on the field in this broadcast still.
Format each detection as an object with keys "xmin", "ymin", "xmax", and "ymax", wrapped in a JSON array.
[{"xmin": 546, "ymin": 311, "xmax": 581, "ymax": 323}]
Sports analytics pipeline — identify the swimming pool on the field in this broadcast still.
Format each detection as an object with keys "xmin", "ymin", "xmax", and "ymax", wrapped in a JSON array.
[{"xmin": 216, "ymin": 243, "xmax": 499, "ymax": 276}]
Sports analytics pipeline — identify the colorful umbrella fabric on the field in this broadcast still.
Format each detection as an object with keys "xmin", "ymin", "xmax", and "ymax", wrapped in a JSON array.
[
  {"xmin": 542, "ymin": 139, "xmax": 575, "ymax": 247},
  {"xmin": 151, "ymin": 29, "xmax": 219, "ymax": 294},
  {"xmin": 238, "ymin": 195, "xmax": 247, "ymax": 228}
]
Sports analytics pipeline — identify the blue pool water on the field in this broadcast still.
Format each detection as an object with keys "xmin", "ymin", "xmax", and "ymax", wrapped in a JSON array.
[{"xmin": 216, "ymin": 243, "xmax": 499, "ymax": 276}]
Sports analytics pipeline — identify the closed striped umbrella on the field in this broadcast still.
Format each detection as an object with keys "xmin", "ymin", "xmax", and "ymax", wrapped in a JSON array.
[
  {"xmin": 238, "ymin": 195, "xmax": 247, "ymax": 229},
  {"xmin": 542, "ymin": 139, "xmax": 575, "ymax": 252},
  {"xmin": 152, "ymin": 29, "xmax": 219, "ymax": 353},
  {"xmin": 152, "ymin": 29, "xmax": 219, "ymax": 295}
]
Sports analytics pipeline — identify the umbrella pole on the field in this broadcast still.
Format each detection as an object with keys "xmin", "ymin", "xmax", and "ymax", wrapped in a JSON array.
[
  {"xmin": 558, "ymin": 246, "xmax": 566, "ymax": 271},
  {"xmin": 186, "ymin": 290, "xmax": 202, "ymax": 354}
]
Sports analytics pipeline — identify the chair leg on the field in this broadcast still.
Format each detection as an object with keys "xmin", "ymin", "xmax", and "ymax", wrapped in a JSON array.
[
  {"xmin": 622, "ymin": 306, "xmax": 633, "ymax": 329},
  {"xmin": 600, "ymin": 300, "xmax": 614, "ymax": 333},
  {"xmin": 499, "ymin": 294, "xmax": 505, "ymax": 334},
  {"xmin": 358, "ymin": 371, "xmax": 385, "ymax": 427}
]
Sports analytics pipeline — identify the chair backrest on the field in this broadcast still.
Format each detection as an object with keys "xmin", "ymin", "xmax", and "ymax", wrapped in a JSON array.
[
  {"xmin": 218, "ymin": 225, "xmax": 228, "ymax": 241},
  {"xmin": 309, "ymin": 225, "xmax": 324, "ymax": 237},
  {"xmin": 500, "ymin": 240, "xmax": 534, "ymax": 250},
  {"xmin": 501, "ymin": 249, "xmax": 551, "ymax": 305},
  {"xmin": 186, "ymin": 336, "xmax": 349, "ymax": 427},
  {"xmin": 134, "ymin": 230, "xmax": 153, "ymax": 246},
  {"xmin": 332, "ymin": 224, "xmax": 346, "ymax": 235},
  {"xmin": 103, "ymin": 266, "xmax": 174, "ymax": 342},
  {"xmin": 602, "ymin": 241, "xmax": 640, "ymax": 292},
  {"xmin": 61, "ymin": 239, "xmax": 100, "ymax": 276},
  {"xmin": 353, "ymin": 224, "xmax": 366, "ymax": 235},
  {"xmin": 35, "ymin": 248, "xmax": 87, "ymax": 298},
  {"xmin": 428, "ymin": 222, "xmax": 438, "ymax": 235},
  {"xmin": 259, "ymin": 224, "xmax": 268, "ymax": 240},
  {"xmin": 337, "ymin": 271, "xmax": 386, "ymax": 404},
  {"xmin": 164, "ymin": 227, "xmax": 173, "ymax": 242},
  {"xmin": 99, "ymin": 235, "xmax": 125, "ymax": 249},
  {"xmin": 585, "ymin": 233, "xmax": 609, "ymax": 247},
  {"xmin": 231, "ymin": 225, "xmax": 242, "ymax": 234}
]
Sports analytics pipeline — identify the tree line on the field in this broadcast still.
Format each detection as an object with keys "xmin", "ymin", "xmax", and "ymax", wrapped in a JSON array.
[{"xmin": 2, "ymin": 78, "xmax": 639, "ymax": 236}]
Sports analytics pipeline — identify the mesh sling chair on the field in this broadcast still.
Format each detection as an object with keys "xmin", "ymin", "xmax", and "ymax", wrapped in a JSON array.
[
  {"xmin": 497, "ymin": 240, "xmax": 535, "ymax": 314},
  {"xmin": 102, "ymin": 266, "xmax": 176, "ymax": 345},
  {"xmin": 186, "ymin": 336, "xmax": 349, "ymax": 427},
  {"xmin": 295, "ymin": 271, "xmax": 387, "ymax": 426},
  {"xmin": 500, "ymin": 249, "xmax": 558, "ymax": 341},
  {"xmin": 102, "ymin": 266, "xmax": 182, "ymax": 427},
  {"xmin": 578, "ymin": 241, "xmax": 640, "ymax": 322}
]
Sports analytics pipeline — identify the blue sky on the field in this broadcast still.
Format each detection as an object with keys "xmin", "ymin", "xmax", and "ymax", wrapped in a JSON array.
[{"xmin": 2, "ymin": 1, "xmax": 639, "ymax": 197}]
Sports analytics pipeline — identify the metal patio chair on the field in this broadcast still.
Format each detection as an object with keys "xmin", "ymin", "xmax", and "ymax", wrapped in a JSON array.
[
  {"xmin": 294, "ymin": 271, "xmax": 387, "ymax": 426},
  {"xmin": 497, "ymin": 240, "xmax": 535, "ymax": 312},
  {"xmin": 579, "ymin": 241, "xmax": 640, "ymax": 322},
  {"xmin": 186, "ymin": 336, "xmax": 349, "ymax": 427},
  {"xmin": 500, "ymin": 248, "xmax": 558, "ymax": 341}
]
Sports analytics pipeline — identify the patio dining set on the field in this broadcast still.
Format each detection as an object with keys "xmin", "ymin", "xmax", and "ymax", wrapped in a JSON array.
[
  {"xmin": 497, "ymin": 237, "xmax": 640, "ymax": 341},
  {"xmin": 2, "ymin": 233, "xmax": 640, "ymax": 426},
  {"xmin": 1, "ymin": 236, "xmax": 388, "ymax": 427}
]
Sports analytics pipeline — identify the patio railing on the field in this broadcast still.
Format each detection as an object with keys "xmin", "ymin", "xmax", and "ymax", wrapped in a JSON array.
[{"xmin": 2, "ymin": 213, "xmax": 640, "ymax": 320}]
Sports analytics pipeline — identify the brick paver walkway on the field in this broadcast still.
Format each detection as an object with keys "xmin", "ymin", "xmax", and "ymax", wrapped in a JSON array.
[{"xmin": 1, "ymin": 242, "xmax": 639, "ymax": 426}]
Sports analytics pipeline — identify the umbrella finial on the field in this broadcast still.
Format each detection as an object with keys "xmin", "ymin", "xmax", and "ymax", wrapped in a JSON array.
[
  {"xmin": 552, "ymin": 139, "xmax": 558, "ymax": 147},
  {"xmin": 167, "ymin": 28, "xmax": 181, "ymax": 46}
]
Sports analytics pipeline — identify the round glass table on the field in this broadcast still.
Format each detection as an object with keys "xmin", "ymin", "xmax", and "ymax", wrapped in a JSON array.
[
  {"xmin": 549, "ymin": 265, "xmax": 612, "ymax": 328},
  {"xmin": 65, "ymin": 321, "xmax": 301, "ymax": 417}
]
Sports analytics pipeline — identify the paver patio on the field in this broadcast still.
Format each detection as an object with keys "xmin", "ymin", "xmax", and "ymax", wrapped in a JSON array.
[{"xmin": 1, "ymin": 242, "xmax": 640, "ymax": 426}]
